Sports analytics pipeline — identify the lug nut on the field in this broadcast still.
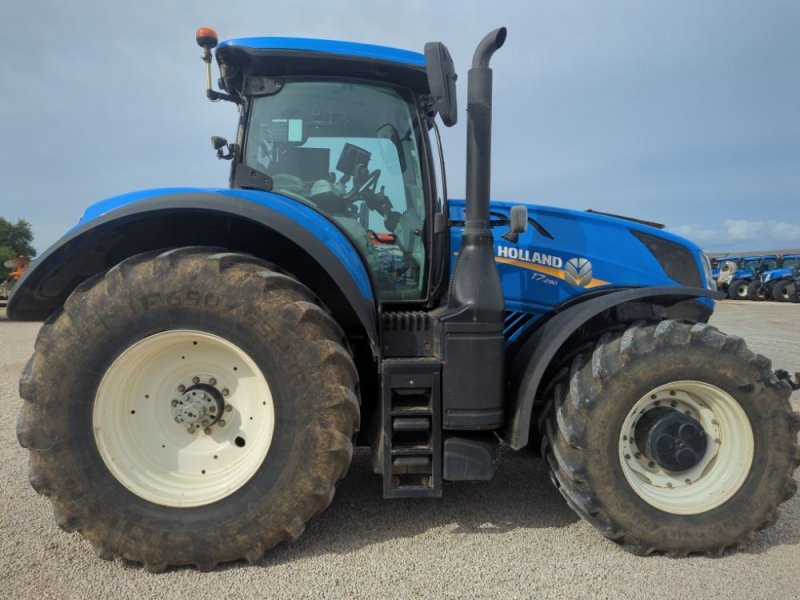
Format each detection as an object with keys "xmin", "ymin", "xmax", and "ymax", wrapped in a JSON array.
[
  {"xmin": 204, "ymin": 427, "xmax": 212, "ymax": 435},
  {"xmin": 209, "ymin": 378, "xmax": 217, "ymax": 386},
  {"xmin": 209, "ymin": 406, "xmax": 216, "ymax": 413},
  {"xmin": 218, "ymin": 420, "xmax": 226, "ymax": 427},
  {"xmin": 201, "ymin": 419, "xmax": 210, "ymax": 427},
  {"xmin": 225, "ymin": 404, "xmax": 232, "ymax": 412},
  {"xmin": 171, "ymin": 399, "xmax": 179, "ymax": 407},
  {"xmin": 178, "ymin": 385, "xmax": 186, "ymax": 392},
  {"xmin": 192, "ymin": 377, "xmax": 200, "ymax": 384},
  {"xmin": 222, "ymin": 389, "xmax": 230, "ymax": 397}
]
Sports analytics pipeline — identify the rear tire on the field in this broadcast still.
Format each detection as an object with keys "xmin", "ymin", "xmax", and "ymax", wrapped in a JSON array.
[
  {"xmin": 772, "ymin": 280, "xmax": 792, "ymax": 302},
  {"xmin": 728, "ymin": 279, "xmax": 749, "ymax": 300},
  {"xmin": 17, "ymin": 248, "xmax": 360, "ymax": 571},
  {"xmin": 539, "ymin": 320, "xmax": 799, "ymax": 556}
]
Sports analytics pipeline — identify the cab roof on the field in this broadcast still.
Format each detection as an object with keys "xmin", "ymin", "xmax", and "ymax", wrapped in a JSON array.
[
  {"xmin": 215, "ymin": 37, "xmax": 429, "ymax": 96},
  {"xmin": 741, "ymin": 255, "xmax": 778, "ymax": 261},
  {"xmin": 218, "ymin": 37, "xmax": 426, "ymax": 67}
]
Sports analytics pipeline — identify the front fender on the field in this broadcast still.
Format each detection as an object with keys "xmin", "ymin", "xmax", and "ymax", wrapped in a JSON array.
[
  {"xmin": 503, "ymin": 286, "xmax": 723, "ymax": 450},
  {"xmin": 8, "ymin": 187, "xmax": 379, "ymax": 355}
]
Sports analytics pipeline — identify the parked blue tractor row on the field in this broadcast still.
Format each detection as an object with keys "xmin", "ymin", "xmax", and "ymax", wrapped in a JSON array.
[
  {"xmin": 9, "ymin": 27, "xmax": 799, "ymax": 571},
  {"xmin": 722, "ymin": 255, "xmax": 779, "ymax": 300}
]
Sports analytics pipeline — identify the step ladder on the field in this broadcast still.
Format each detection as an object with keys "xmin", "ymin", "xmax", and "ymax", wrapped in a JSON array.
[{"xmin": 381, "ymin": 359, "xmax": 442, "ymax": 498}]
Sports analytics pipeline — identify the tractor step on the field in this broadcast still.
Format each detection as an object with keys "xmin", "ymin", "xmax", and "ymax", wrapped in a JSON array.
[{"xmin": 381, "ymin": 359, "xmax": 442, "ymax": 498}]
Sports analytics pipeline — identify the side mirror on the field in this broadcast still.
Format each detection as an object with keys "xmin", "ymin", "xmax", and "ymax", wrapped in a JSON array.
[
  {"xmin": 210, "ymin": 136, "xmax": 235, "ymax": 160},
  {"xmin": 424, "ymin": 42, "xmax": 458, "ymax": 127},
  {"xmin": 501, "ymin": 205, "xmax": 528, "ymax": 243}
]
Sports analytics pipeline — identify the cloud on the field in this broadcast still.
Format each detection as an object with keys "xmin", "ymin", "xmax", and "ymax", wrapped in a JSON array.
[
  {"xmin": 671, "ymin": 225, "xmax": 718, "ymax": 245},
  {"xmin": 670, "ymin": 219, "xmax": 800, "ymax": 251}
]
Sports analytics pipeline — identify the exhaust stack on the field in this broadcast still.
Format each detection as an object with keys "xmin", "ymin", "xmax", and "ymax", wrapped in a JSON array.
[
  {"xmin": 465, "ymin": 27, "xmax": 507, "ymax": 226},
  {"xmin": 448, "ymin": 27, "xmax": 507, "ymax": 320}
]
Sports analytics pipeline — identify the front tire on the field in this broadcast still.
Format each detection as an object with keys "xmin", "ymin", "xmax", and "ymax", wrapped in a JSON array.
[
  {"xmin": 746, "ymin": 280, "xmax": 765, "ymax": 301},
  {"xmin": 17, "ymin": 248, "xmax": 360, "ymax": 571},
  {"xmin": 788, "ymin": 283, "xmax": 800, "ymax": 303},
  {"xmin": 772, "ymin": 280, "xmax": 792, "ymax": 302},
  {"xmin": 539, "ymin": 320, "xmax": 799, "ymax": 556}
]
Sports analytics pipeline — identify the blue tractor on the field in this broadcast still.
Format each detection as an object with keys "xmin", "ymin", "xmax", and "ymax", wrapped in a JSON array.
[
  {"xmin": 9, "ymin": 28, "xmax": 799, "ymax": 571},
  {"xmin": 756, "ymin": 254, "xmax": 800, "ymax": 302},
  {"xmin": 727, "ymin": 254, "xmax": 780, "ymax": 300}
]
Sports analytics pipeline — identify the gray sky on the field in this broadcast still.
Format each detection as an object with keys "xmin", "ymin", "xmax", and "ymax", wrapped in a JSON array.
[{"xmin": 1, "ymin": 0, "xmax": 798, "ymax": 253}]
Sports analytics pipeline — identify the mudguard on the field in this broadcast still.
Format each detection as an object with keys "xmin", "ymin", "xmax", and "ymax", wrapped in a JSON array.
[
  {"xmin": 503, "ymin": 286, "xmax": 723, "ymax": 449},
  {"xmin": 8, "ymin": 187, "xmax": 379, "ymax": 355}
]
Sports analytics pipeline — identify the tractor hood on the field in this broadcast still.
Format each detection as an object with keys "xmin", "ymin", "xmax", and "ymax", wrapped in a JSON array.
[
  {"xmin": 761, "ymin": 267, "xmax": 795, "ymax": 284},
  {"xmin": 449, "ymin": 200, "xmax": 712, "ymax": 314}
]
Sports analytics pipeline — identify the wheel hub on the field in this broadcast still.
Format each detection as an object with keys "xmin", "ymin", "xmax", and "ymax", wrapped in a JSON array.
[
  {"xmin": 172, "ymin": 382, "xmax": 227, "ymax": 433},
  {"xmin": 635, "ymin": 407, "xmax": 707, "ymax": 471}
]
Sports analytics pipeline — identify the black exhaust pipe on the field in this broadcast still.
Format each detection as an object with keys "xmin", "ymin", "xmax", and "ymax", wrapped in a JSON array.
[
  {"xmin": 440, "ymin": 28, "xmax": 507, "ymax": 432},
  {"xmin": 448, "ymin": 27, "xmax": 507, "ymax": 320},
  {"xmin": 465, "ymin": 27, "xmax": 507, "ymax": 226}
]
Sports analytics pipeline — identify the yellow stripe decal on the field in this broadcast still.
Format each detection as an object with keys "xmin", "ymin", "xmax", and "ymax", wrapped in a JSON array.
[{"xmin": 494, "ymin": 256, "xmax": 610, "ymax": 288}]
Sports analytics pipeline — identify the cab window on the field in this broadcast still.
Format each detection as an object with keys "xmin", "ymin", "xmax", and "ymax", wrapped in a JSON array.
[{"xmin": 246, "ymin": 81, "xmax": 427, "ymax": 301}]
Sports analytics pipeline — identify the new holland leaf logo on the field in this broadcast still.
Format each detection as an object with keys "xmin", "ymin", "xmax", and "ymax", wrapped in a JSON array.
[
  {"xmin": 491, "ymin": 246, "xmax": 609, "ymax": 288},
  {"xmin": 564, "ymin": 258, "xmax": 593, "ymax": 287}
]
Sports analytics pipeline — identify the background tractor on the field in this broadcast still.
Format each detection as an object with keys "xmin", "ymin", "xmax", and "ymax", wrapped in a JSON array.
[
  {"xmin": 9, "ymin": 27, "xmax": 799, "ymax": 571},
  {"xmin": 726, "ymin": 254, "xmax": 779, "ymax": 300},
  {"xmin": 757, "ymin": 254, "xmax": 800, "ymax": 302}
]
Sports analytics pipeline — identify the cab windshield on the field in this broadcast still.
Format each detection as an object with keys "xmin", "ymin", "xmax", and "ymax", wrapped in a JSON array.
[
  {"xmin": 782, "ymin": 257, "xmax": 800, "ymax": 272},
  {"xmin": 245, "ymin": 80, "xmax": 427, "ymax": 301}
]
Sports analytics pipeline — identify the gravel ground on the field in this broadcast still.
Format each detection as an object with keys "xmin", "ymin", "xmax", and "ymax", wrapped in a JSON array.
[{"xmin": 1, "ymin": 301, "xmax": 798, "ymax": 599}]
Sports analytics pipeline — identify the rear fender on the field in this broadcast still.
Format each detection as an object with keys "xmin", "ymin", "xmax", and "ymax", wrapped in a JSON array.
[
  {"xmin": 503, "ymin": 286, "xmax": 723, "ymax": 449},
  {"xmin": 8, "ymin": 188, "xmax": 379, "ymax": 356}
]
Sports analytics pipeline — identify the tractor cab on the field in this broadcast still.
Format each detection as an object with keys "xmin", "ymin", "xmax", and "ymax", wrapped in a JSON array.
[
  {"xmin": 735, "ymin": 254, "xmax": 779, "ymax": 280},
  {"xmin": 211, "ymin": 36, "xmax": 445, "ymax": 302}
]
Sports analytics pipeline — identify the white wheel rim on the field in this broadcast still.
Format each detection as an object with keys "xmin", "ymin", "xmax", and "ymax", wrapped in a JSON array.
[
  {"xmin": 618, "ymin": 381, "xmax": 754, "ymax": 515},
  {"xmin": 94, "ymin": 330, "xmax": 275, "ymax": 507}
]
